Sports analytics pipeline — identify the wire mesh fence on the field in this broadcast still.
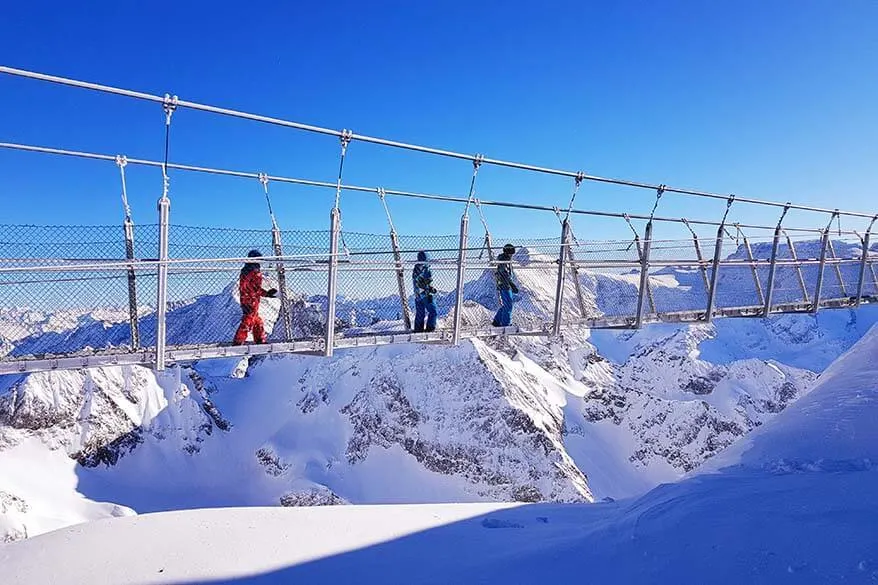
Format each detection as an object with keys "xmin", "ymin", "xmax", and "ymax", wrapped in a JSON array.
[
  {"xmin": 2, "ymin": 221, "xmax": 876, "ymax": 370},
  {"xmin": 568, "ymin": 238, "xmax": 641, "ymax": 320},
  {"xmin": 0, "ymin": 223, "xmax": 158, "ymax": 359}
]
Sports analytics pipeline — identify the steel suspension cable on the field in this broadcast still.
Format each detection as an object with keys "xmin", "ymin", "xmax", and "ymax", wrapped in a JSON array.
[
  {"xmin": 115, "ymin": 155, "xmax": 132, "ymax": 220},
  {"xmin": 463, "ymin": 155, "xmax": 484, "ymax": 215},
  {"xmin": 160, "ymin": 94, "xmax": 177, "ymax": 199},
  {"xmin": 2, "ymin": 65, "xmax": 873, "ymax": 220},
  {"xmin": 258, "ymin": 172, "xmax": 278, "ymax": 228},
  {"xmin": 0, "ymin": 140, "xmax": 827, "ymax": 234}
]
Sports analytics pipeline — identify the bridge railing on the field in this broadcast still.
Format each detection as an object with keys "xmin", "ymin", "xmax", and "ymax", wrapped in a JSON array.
[{"xmin": 2, "ymin": 217, "xmax": 877, "ymax": 375}]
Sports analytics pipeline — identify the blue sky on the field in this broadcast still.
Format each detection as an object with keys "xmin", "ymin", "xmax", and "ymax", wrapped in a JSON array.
[{"xmin": 1, "ymin": 1, "xmax": 876, "ymax": 244}]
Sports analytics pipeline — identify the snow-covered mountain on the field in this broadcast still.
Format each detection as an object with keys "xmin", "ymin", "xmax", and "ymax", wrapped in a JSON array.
[
  {"xmin": 4, "ymin": 319, "xmax": 877, "ymax": 584},
  {"xmin": 1, "ymin": 238, "xmax": 876, "ymax": 543}
]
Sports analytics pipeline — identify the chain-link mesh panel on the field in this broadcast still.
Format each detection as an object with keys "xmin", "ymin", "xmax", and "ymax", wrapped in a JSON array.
[
  {"xmin": 646, "ymin": 237, "xmax": 712, "ymax": 314},
  {"xmin": 568, "ymin": 238, "xmax": 641, "ymax": 320},
  {"xmin": 0, "ymin": 224, "xmax": 157, "ymax": 360},
  {"xmin": 335, "ymin": 232, "xmax": 460, "ymax": 336},
  {"xmin": 164, "ymin": 226, "xmax": 329, "ymax": 347},
  {"xmin": 5, "ymin": 222, "xmax": 875, "ymax": 367},
  {"xmin": 820, "ymin": 237, "xmax": 863, "ymax": 302},
  {"xmin": 455, "ymin": 234, "xmax": 558, "ymax": 331}
]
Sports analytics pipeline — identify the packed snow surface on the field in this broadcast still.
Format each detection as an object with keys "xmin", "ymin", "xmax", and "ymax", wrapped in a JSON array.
[{"xmin": 4, "ymin": 324, "xmax": 878, "ymax": 584}]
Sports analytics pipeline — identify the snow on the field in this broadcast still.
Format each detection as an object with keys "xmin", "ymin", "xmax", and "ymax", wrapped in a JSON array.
[
  {"xmin": 3, "ymin": 323, "xmax": 877, "ymax": 582},
  {"xmin": 0, "ymin": 438, "xmax": 133, "ymax": 542}
]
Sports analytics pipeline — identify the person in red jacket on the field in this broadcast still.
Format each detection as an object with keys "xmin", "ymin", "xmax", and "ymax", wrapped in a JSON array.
[{"xmin": 233, "ymin": 250, "xmax": 277, "ymax": 345}]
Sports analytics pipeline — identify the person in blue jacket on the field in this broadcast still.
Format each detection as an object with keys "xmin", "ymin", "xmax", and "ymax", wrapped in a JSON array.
[
  {"xmin": 412, "ymin": 250, "xmax": 438, "ymax": 332},
  {"xmin": 492, "ymin": 243, "xmax": 519, "ymax": 327}
]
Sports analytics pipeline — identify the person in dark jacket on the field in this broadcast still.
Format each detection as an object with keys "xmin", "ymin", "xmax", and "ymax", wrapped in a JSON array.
[
  {"xmin": 233, "ymin": 250, "xmax": 277, "ymax": 345},
  {"xmin": 492, "ymin": 243, "xmax": 519, "ymax": 327},
  {"xmin": 412, "ymin": 250, "xmax": 438, "ymax": 332}
]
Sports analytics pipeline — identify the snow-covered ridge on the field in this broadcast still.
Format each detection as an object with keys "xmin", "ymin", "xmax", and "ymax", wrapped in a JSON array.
[{"xmin": 4, "ymin": 323, "xmax": 878, "ymax": 583}]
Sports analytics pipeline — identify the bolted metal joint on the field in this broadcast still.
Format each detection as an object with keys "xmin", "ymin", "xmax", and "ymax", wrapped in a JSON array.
[
  {"xmin": 162, "ymin": 93, "xmax": 178, "ymax": 123},
  {"xmin": 340, "ymin": 129, "xmax": 353, "ymax": 149},
  {"xmin": 472, "ymin": 153, "xmax": 484, "ymax": 169}
]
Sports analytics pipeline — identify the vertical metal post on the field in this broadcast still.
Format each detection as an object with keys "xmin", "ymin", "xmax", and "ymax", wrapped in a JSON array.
[
  {"xmin": 552, "ymin": 220, "xmax": 571, "ymax": 335},
  {"xmin": 784, "ymin": 232, "xmax": 810, "ymax": 303},
  {"xmin": 271, "ymin": 225, "xmax": 293, "ymax": 341},
  {"xmin": 704, "ymin": 225, "xmax": 725, "ymax": 322},
  {"xmin": 634, "ymin": 221, "xmax": 653, "ymax": 328},
  {"xmin": 741, "ymin": 233, "xmax": 765, "ymax": 307},
  {"xmin": 325, "ymin": 208, "xmax": 341, "ymax": 357},
  {"xmin": 389, "ymin": 229, "xmax": 412, "ymax": 330},
  {"xmin": 855, "ymin": 224, "xmax": 874, "ymax": 306},
  {"xmin": 632, "ymin": 234, "xmax": 656, "ymax": 314},
  {"xmin": 812, "ymin": 226, "xmax": 832, "ymax": 314},
  {"xmin": 763, "ymin": 226, "xmax": 783, "ymax": 316},
  {"xmin": 826, "ymin": 240, "xmax": 848, "ymax": 299},
  {"xmin": 155, "ymin": 197, "xmax": 170, "ymax": 370},
  {"xmin": 452, "ymin": 214, "xmax": 469, "ymax": 345}
]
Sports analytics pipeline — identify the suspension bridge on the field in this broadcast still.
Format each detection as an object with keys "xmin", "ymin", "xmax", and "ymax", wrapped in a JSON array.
[{"xmin": 1, "ymin": 65, "xmax": 876, "ymax": 376}]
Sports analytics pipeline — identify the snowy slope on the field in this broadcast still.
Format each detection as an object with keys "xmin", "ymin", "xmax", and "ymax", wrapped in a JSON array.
[{"xmin": 4, "ymin": 323, "xmax": 877, "ymax": 583}]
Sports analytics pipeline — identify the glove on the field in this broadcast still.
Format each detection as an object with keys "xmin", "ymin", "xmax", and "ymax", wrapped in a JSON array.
[
  {"xmin": 265, "ymin": 288, "xmax": 278, "ymax": 298},
  {"xmin": 428, "ymin": 286, "xmax": 437, "ymax": 294},
  {"xmin": 510, "ymin": 284, "xmax": 519, "ymax": 294}
]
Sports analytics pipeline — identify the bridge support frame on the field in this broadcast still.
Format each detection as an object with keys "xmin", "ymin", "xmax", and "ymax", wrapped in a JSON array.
[
  {"xmin": 784, "ymin": 231, "xmax": 810, "ymax": 303},
  {"xmin": 634, "ymin": 221, "xmax": 653, "ymax": 328},
  {"xmin": 271, "ymin": 223, "xmax": 293, "ymax": 342},
  {"xmin": 155, "ymin": 196, "xmax": 170, "ymax": 370},
  {"xmin": 826, "ymin": 239, "xmax": 848, "ymax": 299},
  {"xmin": 855, "ymin": 217, "xmax": 878, "ymax": 307},
  {"xmin": 704, "ymin": 226, "xmax": 725, "ymax": 323},
  {"xmin": 452, "ymin": 214, "xmax": 469, "ymax": 345},
  {"xmin": 389, "ymin": 229, "xmax": 412, "ymax": 331},
  {"xmin": 763, "ymin": 230, "xmax": 782, "ymax": 315},
  {"xmin": 378, "ymin": 188, "xmax": 412, "ymax": 330},
  {"xmin": 123, "ymin": 217, "xmax": 140, "ymax": 349},
  {"xmin": 565, "ymin": 231, "xmax": 588, "ymax": 318},
  {"xmin": 325, "ymin": 207, "xmax": 341, "ymax": 357},
  {"xmin": 812, "ymin": 217, "xmax": 835, "ymax": 313},
  {"xmin": 682, "ymin": 219, "xmax": 710, "ymax": 298},
  {"xmin": 553, "ymin": 219, "xmax": 571, "ymax": 335},
  {"xmin": 741, "ymin": 232, "xmax": 765, "ymax": 307},
  {"xmin": 762, "ymin": 205, "xmax": 790, "ymax": 317}
]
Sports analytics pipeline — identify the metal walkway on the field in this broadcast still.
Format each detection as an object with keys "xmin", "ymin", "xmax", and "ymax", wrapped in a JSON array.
[{"xmin": 1, "ymin": 66, "xmax": 877, "ymax": 375}]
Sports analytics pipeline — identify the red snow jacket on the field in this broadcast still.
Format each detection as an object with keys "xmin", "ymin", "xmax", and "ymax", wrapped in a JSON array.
[{"xmin": 239, "ymin": 263, "xmax": 269, "ymax": 311}]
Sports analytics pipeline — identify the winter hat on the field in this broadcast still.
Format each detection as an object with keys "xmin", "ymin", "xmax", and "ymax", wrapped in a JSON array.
[
  {"xmin": 502, "ymin": 243, "xmax": 516, "ymax": 255},
  {"xmin": 417, "ymin": 250, "xmax": 428, "ymax": 261},
  {"xmin": 247, "ymin": 249, "xmax": 263, "ymax": 258}
]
